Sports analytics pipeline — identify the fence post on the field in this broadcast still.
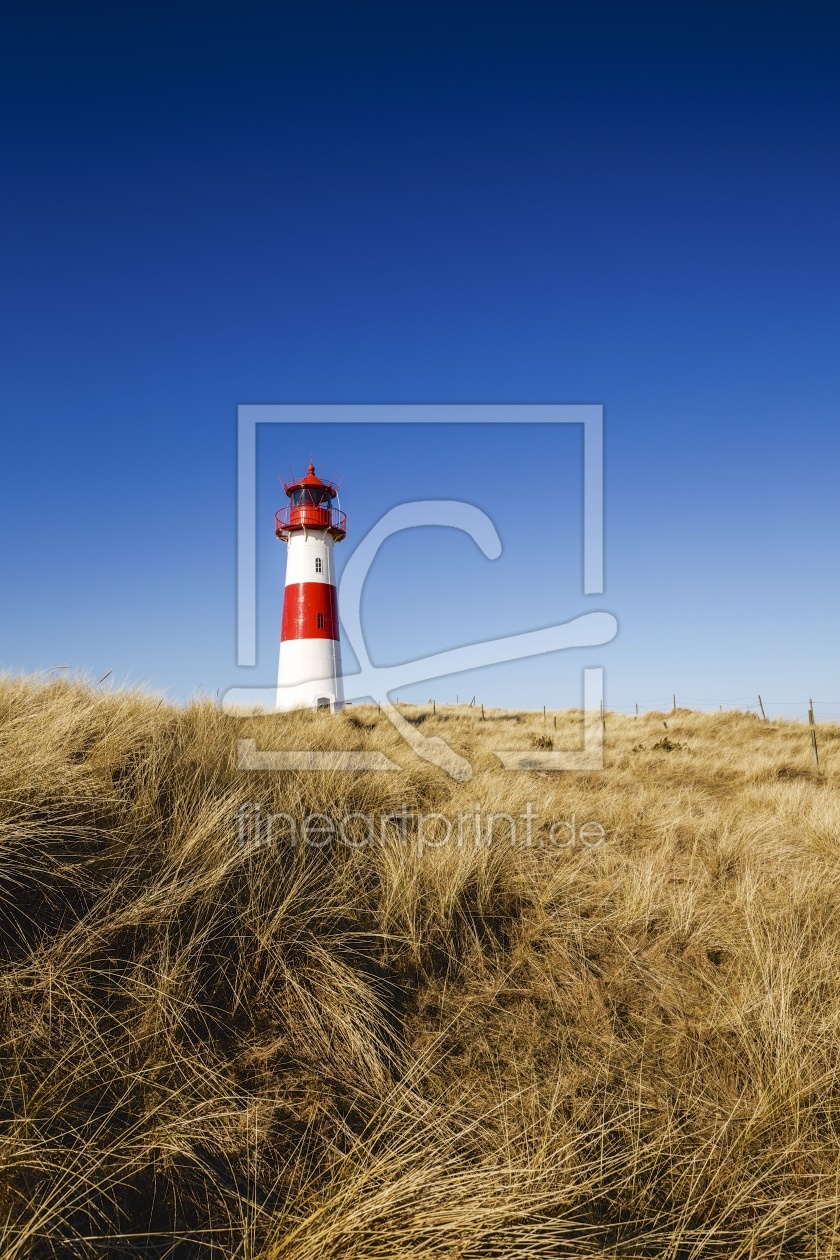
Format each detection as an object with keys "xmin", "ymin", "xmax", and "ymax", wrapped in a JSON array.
[
  {"xmin": 808, "ymin": 698, "xmax": 815, "ymax": 726},
  {"xmin": 758, "ymin": 694, "xmax": 767, "ymax": 721},
  {"xmin": 811, "ymin": 727, "xmax": 819, "ymax": 770}
]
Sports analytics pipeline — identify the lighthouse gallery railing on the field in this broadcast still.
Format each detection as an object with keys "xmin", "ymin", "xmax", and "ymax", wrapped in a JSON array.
[{"xmin": 275, "ymin": 505, "xmax": 347, "ymax": 537}]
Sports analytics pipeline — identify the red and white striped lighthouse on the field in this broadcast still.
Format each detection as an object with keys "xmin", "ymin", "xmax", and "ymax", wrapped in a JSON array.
[{"xmin": 275, "ymin": 463, "xmax": 346, "ymax": 712}]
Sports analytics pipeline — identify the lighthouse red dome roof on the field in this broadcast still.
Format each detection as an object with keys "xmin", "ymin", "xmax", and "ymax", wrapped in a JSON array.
[{"xmin": 283, "ymin": 463, "xmax": 338, "ymax": 499}]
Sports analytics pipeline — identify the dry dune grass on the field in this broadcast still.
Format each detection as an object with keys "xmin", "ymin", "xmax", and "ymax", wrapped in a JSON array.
[{"xmin": 2, "ymin": 674, "xmax": 840, "ymax": 1256}]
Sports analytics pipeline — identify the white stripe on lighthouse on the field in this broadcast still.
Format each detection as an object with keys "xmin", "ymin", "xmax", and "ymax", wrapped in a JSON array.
[
  {"xmin": 283, "ymin": 533, "xmax": 336, "ymax": 586},
  {"xmin": 277, "ymin": 637, "xmax": 344, "ymax": 711}
]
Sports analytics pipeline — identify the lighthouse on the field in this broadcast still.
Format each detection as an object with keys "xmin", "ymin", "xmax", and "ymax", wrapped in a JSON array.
[{"xmin": 275, "ymin": 464, "xmax": 346, "ymax": 712}]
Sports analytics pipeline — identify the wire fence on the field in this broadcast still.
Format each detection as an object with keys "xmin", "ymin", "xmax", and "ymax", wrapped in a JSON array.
[
  {"xmin": 416, "ymin": 697, "xmax": 840, "ymax": 723},
  {"xmin": 607, "ymin": 698, "xmax": 840, "ymax": 721}
]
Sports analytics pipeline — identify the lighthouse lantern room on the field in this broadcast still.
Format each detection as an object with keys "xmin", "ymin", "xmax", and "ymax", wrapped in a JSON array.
[{"xmin": 275, "ymin": 464, "xmax": 346, "ymax": 712}]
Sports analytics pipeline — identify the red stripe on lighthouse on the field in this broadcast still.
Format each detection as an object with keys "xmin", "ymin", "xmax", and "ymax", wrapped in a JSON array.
[{"xmin": 281, "ymin": 583, "xmax": 340, "ymax": 641}]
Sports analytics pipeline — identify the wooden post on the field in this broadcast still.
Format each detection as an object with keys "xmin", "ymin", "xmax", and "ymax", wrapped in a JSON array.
[
  {"xmin": 811, "ymin": 727, "xmax": 819, "ymax": 770},
  {"xmin": 635, "ymin": 702, "xmax": 638, "ymax": 718},
  {"xmin": 432, "ymin": 700, "xmax": 436, "ymax": 716},
  {"xmin": 481, "ymin": 703, "xmax": 485, "ymax": 720},
  {"xmin": 808, "ymin": 699, "xmax": 815, "ymax": 726},
  {"xmin": 672, "ymin": 694, "xmax": 676, "ymax": 713},
  {"xmin": 543, "ymin": 705, "xmax": 546, "ymax": 724},
  {"xmin": 553, "ymin": 715, "xmax": 556, "ymax": 730},
  {"xmin": 758, "ymin": 694, "xmax": 767, "ymax": 721}
]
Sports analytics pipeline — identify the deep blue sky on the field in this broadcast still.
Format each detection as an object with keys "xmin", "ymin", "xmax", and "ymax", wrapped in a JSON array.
[{"xmin": 2, "ymin": 1, "xmax": 838, "ymax": 716}]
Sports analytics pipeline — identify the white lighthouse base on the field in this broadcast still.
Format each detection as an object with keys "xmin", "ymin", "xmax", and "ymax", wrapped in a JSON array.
[{"xmin": 276, "ymin": 637, "xmax": 344, "ymax": 713}]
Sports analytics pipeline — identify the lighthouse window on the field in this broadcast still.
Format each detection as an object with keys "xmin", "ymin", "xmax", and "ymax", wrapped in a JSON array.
[
  {"xmin": 317, "ymin": 613, "xmax": 325, "ymax": 629},
  {"xmin": 315, "ymin": 557, "xmax": 322, "ymax": 573},
  {"xmin": 291, "ymin": 487, "xmax": 330, "ymax": 506}
]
